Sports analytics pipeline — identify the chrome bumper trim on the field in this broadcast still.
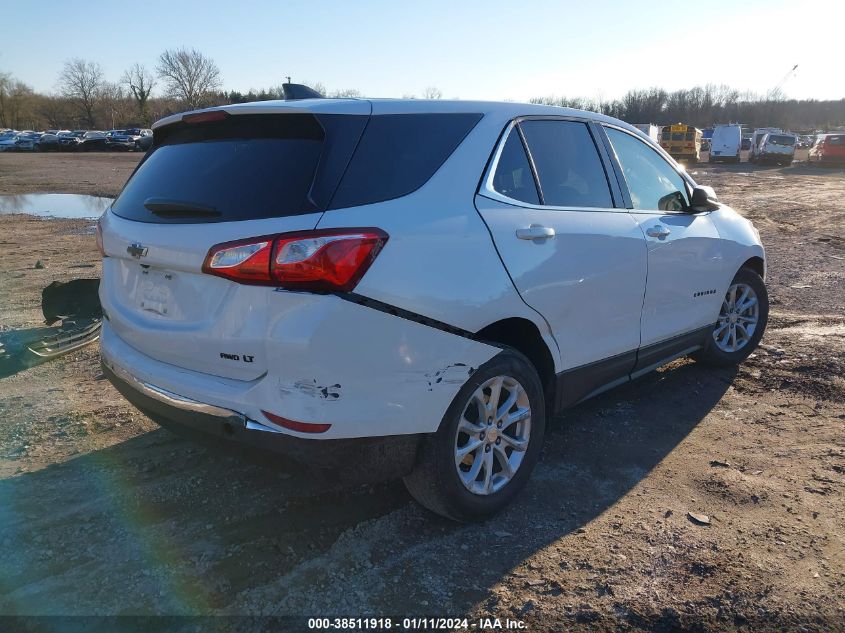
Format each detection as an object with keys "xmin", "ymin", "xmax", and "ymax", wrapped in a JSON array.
[{"xmin": 102, "ymin": 354, "xmax": 244, "ymax": 421}]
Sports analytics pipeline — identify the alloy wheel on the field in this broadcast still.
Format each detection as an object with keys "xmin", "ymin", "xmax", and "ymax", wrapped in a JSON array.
[
  {"xmin": 454, "ymin": 375, "xmax": 531, "ymax": 495},
  {"xmin": 714, "ymin": 282, "xmax": 759, "ymax": 352}
]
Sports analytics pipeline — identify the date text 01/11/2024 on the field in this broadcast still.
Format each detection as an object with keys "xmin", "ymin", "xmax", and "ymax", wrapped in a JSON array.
[{"xmin": 307, "ymin": 617, "xmax": 527, "ymax": 630}]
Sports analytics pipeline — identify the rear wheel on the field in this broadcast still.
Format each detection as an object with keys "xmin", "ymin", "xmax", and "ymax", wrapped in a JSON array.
[
  {"xmin": 695, "ymin": 267, "xmax": 768, "ymax": 367},
  {"xmin": 404, "ymin": 349, "xmax": 545, "ymax": 522}
]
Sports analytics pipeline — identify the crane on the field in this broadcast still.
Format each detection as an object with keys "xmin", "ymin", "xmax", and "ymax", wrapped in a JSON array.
[{"xmin": 767, "ymin": 64, "xmax": 798, "ymax": 100}]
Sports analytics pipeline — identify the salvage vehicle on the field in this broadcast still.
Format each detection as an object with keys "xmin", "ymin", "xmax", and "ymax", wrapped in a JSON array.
[
  {"xmin": 708, "ymin": 124, "xmax": 742, "ymax": 163},
  {"xmin": 77, "ymin": 131, "xmax": 109, "ymax": 152},
  {"xmin": 98, "ymin": 91, "xmax": 769, "ymax": 521},
  {"xmin": 106, "ymin": 128, "xmax": 153, "ymax": 151},
  {"xmin": 37, "ymin": 133, "xmax": 60, "ymax": 151},
  {"xmin": 659, "ymin": 123, "xmax": 702, "ymax": 163},
  {"xmin": 749, "ymin": 127, "xmax": 782, "ymax": 161},
  {"xmin": 752, "ymin": 132, "xmax": 796, "ymax": 165},
  {"xmin": 808, "ymin": 133, "xmax": 845, "ymax": 165},
  {"xmin": 57, "ymin": 130, "xmax": 86, "ymax": 150}
]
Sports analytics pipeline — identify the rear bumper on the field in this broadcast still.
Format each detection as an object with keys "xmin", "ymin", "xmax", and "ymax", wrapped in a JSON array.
[{"xmin": 102, "ymin": 356, "xmax": 422, "ymax": 480}]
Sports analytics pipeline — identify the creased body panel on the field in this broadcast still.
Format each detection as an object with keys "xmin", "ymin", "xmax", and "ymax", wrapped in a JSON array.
[{"xmin": 101, "ymin": 292, "xmax": 499, "ymax": 439}]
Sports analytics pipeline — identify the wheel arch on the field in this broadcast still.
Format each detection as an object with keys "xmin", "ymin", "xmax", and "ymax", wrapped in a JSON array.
[
  {"xmin": 741, "ymin": 255, "xmax": 765, "ymax": 280},
  {"xmin": 475, "ymin": 317, "xmax": 557, "ymax": 413}
]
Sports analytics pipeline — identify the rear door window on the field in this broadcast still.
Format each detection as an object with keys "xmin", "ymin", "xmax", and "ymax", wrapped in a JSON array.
[
  {"xmin": 491, "ymin": 129, "xmax": 540, "ymax": 204},
  {"xmin": 518, "ymin": 120, "xmax": 613, "ymax": 208},
  {"xmin": 605, "ymin": 127, "xmax": 689, "ymax": 212},
  {"xmin": 329, "ymin": 113, "xmax": 482, "ymax": 209}
]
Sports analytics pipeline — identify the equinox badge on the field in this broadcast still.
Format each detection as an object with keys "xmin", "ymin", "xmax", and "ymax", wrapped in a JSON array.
[{"xmin": 127, "ymin": 243, "xmax": 148, "ymax": 259}]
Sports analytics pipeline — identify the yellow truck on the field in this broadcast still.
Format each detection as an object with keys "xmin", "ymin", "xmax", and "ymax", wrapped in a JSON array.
[{"xmin": 659, "ymin": 123, "xmax": 702, "ymax": 163}]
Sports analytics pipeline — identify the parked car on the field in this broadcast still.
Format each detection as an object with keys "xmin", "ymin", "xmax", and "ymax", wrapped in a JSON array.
[
  {"xmin": 137, "ymin": 132, "xmax": 154, "ymax": 152},
  {"xmin": 752, "ymin": 133, "xmax": 796, "ymax": 165},
  {"xmin": 107, "ymin": 128, "xmax": 153, "ymax": 151},
  {"xmin": 98, "ymin": 97, "xmax": 769, "ymax": 521},
  {"xmin": 808, "ymin": 133, "xmax": 845, "ymax": 166},
  {"xmin": 708, "ymin": 124, "xmax": 742, "ymax": 163},
  {"xmin": 57, "ymin": 130, "xmax": 86, "ymax": 151},
  {"xmin": 749, "ymin": 127, "xmax": 782, "ymax": 161},
  {"xmin": 78, "ymin": 131, "xmax": 109, "ymax": 152},
  {"xmin": 0, "ymin": 133, "xmax": 20, "ymax": 152},
  {"xmin": 37, "ymin": 133, "xmax": 61, "ymax": 151}
]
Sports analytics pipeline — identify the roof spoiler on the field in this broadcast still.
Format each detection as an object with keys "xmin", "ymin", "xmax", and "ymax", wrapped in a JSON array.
[{"xmin": 282, "ymin": 83, "xmax": 324, "ymax": 101}]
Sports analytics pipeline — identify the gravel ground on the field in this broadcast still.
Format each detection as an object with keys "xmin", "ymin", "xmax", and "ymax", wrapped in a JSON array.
[{"xmin": 0, "ymin": 152, "xmax": 843, "ymax": 631}]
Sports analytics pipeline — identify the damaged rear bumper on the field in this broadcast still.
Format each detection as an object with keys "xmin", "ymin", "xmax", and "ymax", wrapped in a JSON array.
[
  {"xmin": 100, "ymin": 291, "xmax": 499, "ymax": 440},
  {"xmin": 102, "ymin": 355, "xmax": 423, "ymax": 479}
]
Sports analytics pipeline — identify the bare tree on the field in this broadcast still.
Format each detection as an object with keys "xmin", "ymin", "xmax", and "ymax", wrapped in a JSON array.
[
  {"xmin": 156, "ymin": 48, "xmax": 221, "ymax": 110},
  {"xmin": 0, "ymin": 73, "xmax": 36, "ymax": 129},
  {"xmin": 58, "ymin": 58, "xmax": 104, "ymax": 128},
  {"xmin": 422, "ymin": 86, "xmax": 442, "ymax": 100},
  {"xmin": 330, "ymin": 88, "xmax": 362, "ymax": 98},
  {"xmin": 122, "ymin": 63, "xmax": 155, "ymax": 124}
]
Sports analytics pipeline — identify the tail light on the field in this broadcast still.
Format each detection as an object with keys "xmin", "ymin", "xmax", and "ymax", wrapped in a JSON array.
[
  {"xmin": 261, "ymin": 410, "xmax": 331, "ymax": 434},
  {"xmin": 95, "ymin": 216, "xmax": 106, "ymax": 257},
  {"xmin": 202, "ymin": 228, "xmax": 388, "ymax": 292}
]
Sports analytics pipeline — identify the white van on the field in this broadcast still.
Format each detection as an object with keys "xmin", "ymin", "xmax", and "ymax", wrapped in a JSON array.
[
  {"xmin": 633, "ymin": 123, "xmax": 659, "ymax": 142},
  {"xmin": 749, "ymin": 127, "xmax": 782, "ymax": 161},
  {"xmin": 709, "ymin": 124, "xmax": 742, "ymax": 163}
]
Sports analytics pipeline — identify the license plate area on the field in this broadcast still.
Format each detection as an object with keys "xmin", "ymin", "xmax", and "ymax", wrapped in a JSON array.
[{"xmin": 138, "ymin": 267, "xmax": 175, "ymax": 317}]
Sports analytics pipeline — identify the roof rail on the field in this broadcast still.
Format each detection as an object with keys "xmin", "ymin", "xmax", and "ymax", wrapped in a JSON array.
[{"xmin": 282, "ymin": 83, "xmax": 324, "ymax": 101}]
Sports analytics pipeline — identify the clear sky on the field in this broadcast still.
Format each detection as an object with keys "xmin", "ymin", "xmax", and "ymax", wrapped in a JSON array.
[{"xmin": 2, "ymin": 0, "xmax": 843, "ymax": 101}]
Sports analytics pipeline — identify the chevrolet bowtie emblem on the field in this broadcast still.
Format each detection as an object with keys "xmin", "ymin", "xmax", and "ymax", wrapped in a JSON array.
[{"xmin": 127, "ymin": 243, "xmax": 148, "ymax": 259}]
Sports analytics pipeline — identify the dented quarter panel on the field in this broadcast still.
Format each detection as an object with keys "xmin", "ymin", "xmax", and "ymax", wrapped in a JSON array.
[{"xmin": 101, "ymin": 292, "xmax": 499, "ymax": 440}]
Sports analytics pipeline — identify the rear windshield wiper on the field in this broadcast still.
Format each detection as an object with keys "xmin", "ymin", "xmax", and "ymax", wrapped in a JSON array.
[{"xmin": 143, "ymin": 198, "xmax": 220, "ymax": 217}]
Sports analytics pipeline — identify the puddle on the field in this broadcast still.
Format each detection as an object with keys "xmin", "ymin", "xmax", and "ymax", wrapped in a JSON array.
[{"xmin": 0, "ymin": 194, "xmax": 112, "ymax": 219}]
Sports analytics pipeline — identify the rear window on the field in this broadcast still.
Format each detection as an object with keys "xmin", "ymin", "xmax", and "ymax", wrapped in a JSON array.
[
  {"xmin": 829, "ymin": 136, "xmax": 844, "ymax": 145},
  {"xmin": 329, "ymin": 113, "xmax": 482, "ymax": 209},
  {"xmin": 112, "ymin": 114, "xmax": 333, "ymax": 223},
  {"xmin": 112, "ymin": 112, "xmax": 481, "ymax": 223},
  {"xmin": 672, "ymin": 133, "xmax": 684, "ymax": 141},
  {"xmin": 768, "ymin": 135, "xmax": 795, "ymax": 146}
]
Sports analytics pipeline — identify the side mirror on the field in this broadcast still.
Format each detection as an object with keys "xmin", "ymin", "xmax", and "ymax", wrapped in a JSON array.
[{"xmin": 690, "ymin": 185, "xmax": 720, "ymax": 212}]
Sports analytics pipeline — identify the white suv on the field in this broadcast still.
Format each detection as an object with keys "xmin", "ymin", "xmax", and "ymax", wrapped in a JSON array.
[{"xmin": 98, "ymin": 94, "xmax": 768, "ymax": 521}]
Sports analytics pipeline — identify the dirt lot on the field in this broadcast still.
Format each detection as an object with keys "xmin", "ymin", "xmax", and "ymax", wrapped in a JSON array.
[{"xmin": 1, "ymin": 152, "xmax": 844, "ymax": 631}]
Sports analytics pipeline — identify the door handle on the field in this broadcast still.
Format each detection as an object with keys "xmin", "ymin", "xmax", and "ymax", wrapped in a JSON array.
[
  {"xmin": 516, "ymin": 225, "xmax": 556, "ymax": 240},
  {"xmin": 646, "ymin": 225, "xmax": 671, "ymax": 239}
]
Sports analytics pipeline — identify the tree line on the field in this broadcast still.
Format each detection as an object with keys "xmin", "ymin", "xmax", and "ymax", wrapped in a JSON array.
[
  {"xmin": 2, "ymin": 49, "xmax": 843, "ymax": 132},
  {"xmin": 531, "ymin": 85, "xmax": 845, "ymax": 132}
]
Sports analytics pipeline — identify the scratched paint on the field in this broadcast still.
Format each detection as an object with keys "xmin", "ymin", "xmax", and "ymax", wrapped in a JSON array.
[{"xmin": 279, "ymin": 378, "xmax": 342, "ymax": 400}]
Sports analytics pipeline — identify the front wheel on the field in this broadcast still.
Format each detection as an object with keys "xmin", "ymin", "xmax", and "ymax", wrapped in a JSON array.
[
  {"xmin": 404, "ymin": 349, "xmax": 546, "ymax": 522},
  {"xmin": 695, "ymin": 267, "xmax": 768, "ymax": 367}
]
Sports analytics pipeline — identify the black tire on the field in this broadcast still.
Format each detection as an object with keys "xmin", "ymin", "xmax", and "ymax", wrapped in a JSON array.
[
  {"xmin": 403, "ymin": 348, "xmax": 546, "ymax": 522},
  {"xmin": 694, "ymin": 267, "xmax": 768, "ymax": 367}
]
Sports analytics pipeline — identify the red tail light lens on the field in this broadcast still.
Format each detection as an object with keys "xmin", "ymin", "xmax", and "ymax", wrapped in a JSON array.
[
  {"xmin": 182, "ymin": 110, "xmax": 229, "ymax": 124},
  {"xmin": 261, "ymin": 410, "xmax": 331, "ymax": 434},
  {"xmin": 95, "ymin": 216, "xmax": 106, "ymax": 257},
  {"xmin": 202, "ymin": 228, "xmax": 388, "ymax": 292}
]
